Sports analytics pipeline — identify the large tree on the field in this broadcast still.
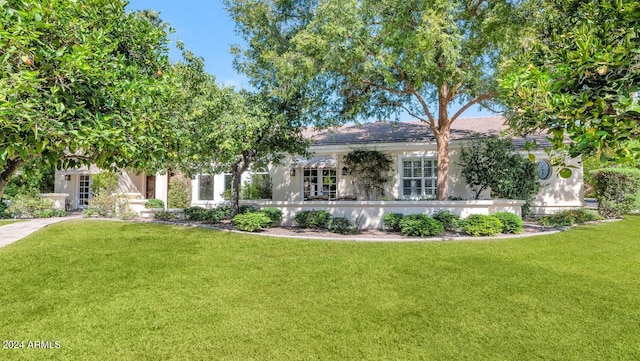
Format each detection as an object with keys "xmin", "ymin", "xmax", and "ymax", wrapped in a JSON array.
[
  {"xmin": 499, "ymin": 0, "xmax": 640, "ymax": 163},
  {"xmin": 172, "ymin": 47, "xmax": 309, "ymax": 217},
  {"xmin": 226, "ymin": 0, "xmax": 526, "ymax": 200},
  {"xmin": 0, "ymin": 0, "xmax": 178, "ymax": 198}
]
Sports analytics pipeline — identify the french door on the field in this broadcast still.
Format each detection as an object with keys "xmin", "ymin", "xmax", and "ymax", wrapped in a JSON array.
[{"xmin": 78, "ymin": 175, "xmax": 91, "ymax": 208}]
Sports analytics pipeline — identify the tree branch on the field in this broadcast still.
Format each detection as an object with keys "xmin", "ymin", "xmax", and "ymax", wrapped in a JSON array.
[{"xmin": 450, "ymin": 92, "xmax": 495, "ymax": 122}]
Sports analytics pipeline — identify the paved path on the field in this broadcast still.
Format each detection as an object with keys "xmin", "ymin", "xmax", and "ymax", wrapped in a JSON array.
[{"xmin": 0, "ymin": 215, "xmax": 83, "ymax": 248}]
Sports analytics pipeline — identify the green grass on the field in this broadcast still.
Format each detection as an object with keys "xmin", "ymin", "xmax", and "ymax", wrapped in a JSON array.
[
  {"xmin": 1, "ymin": 217, "xmax": 640, "ymax": 360},
  {"xmin": 0, "ymin": 219, "xmax": 24, "ymax": 226}
]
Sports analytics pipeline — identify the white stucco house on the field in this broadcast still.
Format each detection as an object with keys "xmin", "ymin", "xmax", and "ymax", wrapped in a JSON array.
[{"xmin": 53, "ymin": 116, "xmax": 584, "ymax": 227}]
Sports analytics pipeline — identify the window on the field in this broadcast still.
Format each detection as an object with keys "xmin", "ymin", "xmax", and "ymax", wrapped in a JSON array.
[
  {"xmin": 198, "ymin": 175, "xmax": 214, "ymax": 200},
  {"xmin": 303, "ymin": 168, "xmax": 336, "ymax": 200},
  {"xmin": 401, "ymin": 158, "xmax": 437, "ymax": 199}
]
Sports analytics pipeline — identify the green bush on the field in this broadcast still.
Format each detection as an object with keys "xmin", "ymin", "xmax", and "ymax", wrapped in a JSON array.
[
  {"xmin": 168, "ymin": 175, "xmax": 191, "ymax": 208},
  {"xmin": 87, "ymin": 171, "xmax": 119, "ymax": 217},
  {"xmin": 0, "ymin": 200, "xmax": 11, "ymax": 219},
  {"xmin": 6, "ymin": 193, "xmax": 65, "ymax": 219},
  {"xmin": 459, "ymin": 214, "xmax": 503, "ymax": 236},
  {"xmin": 154, "ymin": 211, "xmax": 177, "ymax": 221},
  {"xmin": 145, "ymin": 198, "xmax": 165, "ymax": 209},
  {"xmin": 232, "ymin": 212, "xmax": 272, "ymax": 232},
  {"xmin": 539, "ymin": 208, "xmax": 603, "ymax": 227},
  {"xmin": 184, "ymin": 206, "xmax": 207, "ymax": 221},
  {"xmin": 592, "ymin": 168, "xmax": 640, "ymax": 218},
  {"xmin": 260, "ymin": 208, "xmax": 282, "ymax": 226},
  {"xmin": 492, "ymin": 212, "xmax": 524, "ymax": 234},
  {"xmin": 399, "ymin": 214, "xmax": 444, "ymax": 237},
  {"xmin": 432, "ymin": 210, "xmax": 461, "ymax": 231},
  {"xmin": 327, "ymin": 217, "xmax": 353, "ymax": 234},
  {"xmin": 294, "ymin": 210, "xmax": 331, "ymax": 229},
  {"xmin": 382, "ymin": 213, "xmax": 404, "ymax": 232}
]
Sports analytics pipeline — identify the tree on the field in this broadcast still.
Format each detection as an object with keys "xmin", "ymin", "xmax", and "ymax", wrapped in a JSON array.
[
  {"xmin": 459, "ymin": 136, "xmax": 539, "ymax": 215},
  {"xmin": 499, "ymin": 0, "xmax": 640, "ymax": 164},
  {"xmin": 171, "ymin": 47, "xmax": 309, "ymax": 217},
  {"xmin": 0, "ymin": 0, "xmax": 178, "ymax": 198},
  {"xmin": 226, "ymin": 0, "xmax": 526, "ymax": 200}
]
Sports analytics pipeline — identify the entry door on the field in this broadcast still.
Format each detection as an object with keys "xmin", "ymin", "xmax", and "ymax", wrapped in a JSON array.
[
  {"xmin": 78, "ymin": 175, "xmax": 91, "ymax": 208},
  {"xmin": 146, "ymin": 175, "xmax": 156, "ymax": 199}
]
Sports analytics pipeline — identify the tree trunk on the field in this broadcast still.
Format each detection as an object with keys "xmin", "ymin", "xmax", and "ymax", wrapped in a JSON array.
[
  {"xmin": 229, "ymin": 151, "xmax": 253, "ymax": 217},
  {"xmin": 435, "ymin": 131, "xmax": 450, "ymax": 201},
  {"xmin": 0, "ymin": 158, "xmax": 26, "ymax": 199}
]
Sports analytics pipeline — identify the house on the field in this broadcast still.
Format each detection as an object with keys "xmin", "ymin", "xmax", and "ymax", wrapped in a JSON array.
[
  {"xmin": 190, "ymin": 116, "xmax": 584, "ymax": 227},
  {"xmin": 53, "ymin": 116, "xmax": 584, "ymax": 227}
]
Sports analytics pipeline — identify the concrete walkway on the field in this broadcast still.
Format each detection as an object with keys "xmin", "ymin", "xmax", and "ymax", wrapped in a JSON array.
[{"xmin": 0, "ymin": 215, "xmax": 83, "ymax": 248}]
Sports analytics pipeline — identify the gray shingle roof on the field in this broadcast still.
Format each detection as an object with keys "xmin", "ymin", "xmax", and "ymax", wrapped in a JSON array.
[{"xmin": 304, "ymin": 116, "xmax": 549, "ymax": 147}]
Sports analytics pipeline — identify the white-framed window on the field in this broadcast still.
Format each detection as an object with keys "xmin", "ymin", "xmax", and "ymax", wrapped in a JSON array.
[
  {"xmin": 303, "ymin": 168, "xmax": 337, "ymax": 200},
  {"xmin": 198, "ymin": 175, "xmax": 214, "ymax": 200},
  {"xmin": 401, "ymin": 158, "xmax": 437, "ymax": 200}
]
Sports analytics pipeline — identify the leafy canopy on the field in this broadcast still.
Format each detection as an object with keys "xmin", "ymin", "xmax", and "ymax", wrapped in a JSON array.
[
  {"xmin": 0, "ymin": 0, "xmax": 178, "ymax": 197},
  {"xmin": 499, "ymin": 0, "xmax": 640, "ymax": 164}
]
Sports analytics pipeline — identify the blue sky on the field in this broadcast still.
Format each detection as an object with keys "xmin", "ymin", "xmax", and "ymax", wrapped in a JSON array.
[
  {"xmin": 125, "ymin": 0, "xmax": 492, "ymax": 117},
  {"xmin": 126, "ymin": 0, "xmax": 247, "ymax": 88}
]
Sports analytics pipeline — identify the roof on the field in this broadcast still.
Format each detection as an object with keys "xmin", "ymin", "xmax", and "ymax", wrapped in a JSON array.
[{"xmin": 304, "ymin": 116, "xmax": 550, "ymax": 148}]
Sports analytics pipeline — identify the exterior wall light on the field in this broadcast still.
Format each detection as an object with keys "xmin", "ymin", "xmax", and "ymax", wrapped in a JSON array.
[
  {"xmin": 342, "ymin": 167, "xmax": 348, "ymax": 175},
  {"xmin": 64, "ymin": 174, "xmax": 71, "ymax": 181},
  {"xmin": 290, "ymin": 169, "xmax": 296, "ymax": 177}
]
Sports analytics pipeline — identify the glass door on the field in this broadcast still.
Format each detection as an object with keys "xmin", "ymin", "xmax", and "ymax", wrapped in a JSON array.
[{"xmin": 78, "ymin": 174, "xmax": 91, "ymax": 208}]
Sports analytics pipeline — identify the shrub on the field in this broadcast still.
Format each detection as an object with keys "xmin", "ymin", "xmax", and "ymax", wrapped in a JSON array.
[
  {"xmin": 539, "ymin": 208, "xmax": 603, "ymax": 227},
  {"xmin": 382, "ymin": 213, "xmax": 404, "ymax": 232},
  {"xmin": 399, "ymin": 214, "xmax": 444, "ymax": 237},
  {"xmin": 119, "ymin": 210, "xmax": 139, "ymax": 220},
  {"xmin": 327, "ymin": 217, "xmax": 353, "ymax": 234},
  {"xmin": 459, "ymin": 214, "xmax": 503, "ymax": 236},
  {"xmin": 6, "ymin": 193, "xmax": 65, "ymax": 219},
  {"xmin": 184, "ymin": 206, "xmax": 207, "ymax": 221},
  {"xmin": 432, "ymin": 210, "xmax": 461, "ymax": 231},
  {"xmin": 592, "ymin": 168, "xmax": 640, "ymax": 218},
  {"xmin": 238, "ymin": 205, "xmax": 259, "ymax": 214},
  {"xmin": 154, "ymin": 211, "xmax": 177, "ymax": 221},
  {"xmin": 294, "ymin": 210, "xmax": 331, "ymax": 229},
  {"xmin": 88, "ymin": 171, "xmax": 119, "ymax": 217},
  {"xmin": 145, "ymin": 198, "xmax": 165, "ymax": 209},
  {"xmin": 492, "ymin": 212, "xmax": 524, "ymax": 234},
  {"xmin": 260, "ymin": 208, "xmax": 282, "ymax": 226},
  {"xmin": 232, "ymin": 212, "xmax": 272, "ymax": 232},
  {"xmin": 168, "ymin": 175, "xmax": 191, "ymax": 208},
  {"xmin": 0, "ymin": 200, "xmax": 10, "ymax": 219}
]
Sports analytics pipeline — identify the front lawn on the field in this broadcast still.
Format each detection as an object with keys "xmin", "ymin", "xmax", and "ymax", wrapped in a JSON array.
[
  {"xmin": 1, "ymin": 217, "xmax": 640, "ymax": 360},
  {"xmin": 0, "ymin": 220, "xmax": 24, "ymax": 226}
]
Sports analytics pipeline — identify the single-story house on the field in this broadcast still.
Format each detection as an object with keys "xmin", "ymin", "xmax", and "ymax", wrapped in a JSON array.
[{"xmin": 53, "ymin": 116, "xmax": 584, "ymax": 227}]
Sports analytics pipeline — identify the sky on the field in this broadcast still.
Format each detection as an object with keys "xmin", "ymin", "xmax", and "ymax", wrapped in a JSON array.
[
  {"xmin": 126, "ymin": 0, "xmax": 247, "ymax": 88},
  {"xmin": 125, "ymin": 0, "xmax": 492, "ymax": 118}
]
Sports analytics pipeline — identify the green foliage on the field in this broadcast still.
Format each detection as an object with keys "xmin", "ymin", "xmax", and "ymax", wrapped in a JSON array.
[
  {"xmin": 399, "ymin": 214, "xmax": 444, "ymax": 238},
  {"xmin": 0, "ymin": 200, "xmax": 10, "ymax": 219},
  {"xmin": 492, "ymin": 212, "xmax": 524, "ymax": 234},
  {"xmin": 459, "ymin": 214, "xmax": 504, "ymax": 237},
  {"xmin": 343, "ymin": 149, "xmax": 393, "ymax": 200},
  {"xmin": 0, "ymin": 0, "xmax": 178, "ymax": 198},
  {"xmin": 592, "ymin": 168, "xmax": 640, "ymax": 218},
  {"xmin": 459, "ymin": 137, "xmax": 540, "ymax": 216},
  {"xmin": 145, "ymin": 199, "xmax": 165, "ymax": 209},
  {"xmin": 432, "ymin": 210, "xmax": 461, "ymax": 232},
  {"xmin": 382, "ymin": 213, "xmax": 404, "ymax": 232},
  {"xmin": 294, "ymin": 210, "xmax": 331, "ymax": 229},
  {"xmin": 87, "ymin": 172, "xmax": 119, "ymax": 217},
  {"xmin": 499, "ymin": 0, "xmax": 640, "ymax": 164},
  {"xmin": 327, "ymin": 217, "xmax": 354, "ymax": 234},
  {"xmin": 260, "ymin": 208, "xmax": 282, "ymax": 226},
  {"xmin": 232, "ymin": 212, "xmax": 273, "ymax": 232},
  {"xmin": 154, "ymin": 211, "xmax": 177, "ymax": 222},
  {"xmin": 6, "ymin": 193, "xmax": 65, "ymax": 219},
  {"xmin": 3, "ymin": 159, "xmax": 55, "ymax": 198},
  {"xmin": 539, "ymin": 208, "xmax": 603, "ymax": 228},
  {"xmin": 226, "ymin": 0, "xmax": 527, "ymax": 200},
  {"xmin": 241, "ymin": 174, "xmax": 272, "ymax": 200},
  {"xmin": 184, "ymin": 206, "xmax": 230, "ymax": 223},
  {"xmin": 168, "ymin": 175, "xmax": 192, "ymax": 208}
]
